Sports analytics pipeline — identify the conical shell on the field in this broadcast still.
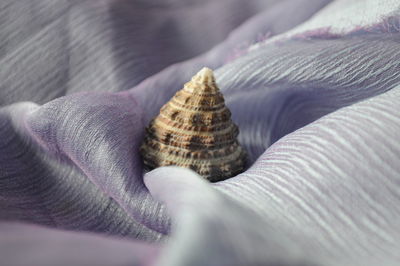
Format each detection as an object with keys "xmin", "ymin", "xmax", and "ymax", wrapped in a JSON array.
[{"xmin": 140, "ymin": 67, "xmax": 246, "ymax": 182}]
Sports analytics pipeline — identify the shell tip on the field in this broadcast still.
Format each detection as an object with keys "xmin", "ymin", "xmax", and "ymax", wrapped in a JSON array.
[
  {"xmin": 193, "ymin": 67, "xmax": 215, "ymax": 85},
  {"xmin": 198, "ymin": 67, "xmax": 213, "ymax": 76}
]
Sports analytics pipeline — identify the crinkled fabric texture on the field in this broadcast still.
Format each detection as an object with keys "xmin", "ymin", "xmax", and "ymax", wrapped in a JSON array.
[{"xmin": 1, "ymin": 0, "xmax": 400, "ymax": 265}]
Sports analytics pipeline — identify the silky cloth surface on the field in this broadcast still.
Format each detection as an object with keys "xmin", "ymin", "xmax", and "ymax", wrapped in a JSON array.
[{"xmin": 1, "ymin": 0, "xmax": 400, "ymax": 265}]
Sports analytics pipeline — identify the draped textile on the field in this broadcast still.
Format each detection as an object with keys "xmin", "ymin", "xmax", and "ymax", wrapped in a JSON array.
[{"xmin": 1, "ymin": 0, "xmax": 400, "ymax": 265}]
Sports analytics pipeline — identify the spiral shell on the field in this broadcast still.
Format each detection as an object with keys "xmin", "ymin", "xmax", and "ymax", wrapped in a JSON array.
[{"xmin": 140, "ymin": 67, "xmax": 246, "ymax": 182}]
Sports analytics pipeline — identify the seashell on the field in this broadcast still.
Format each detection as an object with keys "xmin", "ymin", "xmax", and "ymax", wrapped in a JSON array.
[{"xmin": 140, "ymin": 67, "xmax": 247, "ymax": 182}]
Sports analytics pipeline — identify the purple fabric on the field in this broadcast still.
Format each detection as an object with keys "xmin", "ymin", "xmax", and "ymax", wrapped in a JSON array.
[
  {"xmin": 0, "ymin": 222, "xmax": 159, "ymax": 266},
  {"xmin": 1, "ymin": 0, "xmax": 400, "ymax": 265}
]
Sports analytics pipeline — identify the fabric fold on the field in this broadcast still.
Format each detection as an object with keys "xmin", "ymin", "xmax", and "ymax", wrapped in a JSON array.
[{"xmin": 0, "ymin": 101, "xmax": 161, "ymax": 240}]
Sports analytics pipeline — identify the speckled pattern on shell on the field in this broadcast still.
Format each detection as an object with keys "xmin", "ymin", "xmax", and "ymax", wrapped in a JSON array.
[{"xmin": 140, "ymin": 67, "xmax": 247, "ymax": 182}]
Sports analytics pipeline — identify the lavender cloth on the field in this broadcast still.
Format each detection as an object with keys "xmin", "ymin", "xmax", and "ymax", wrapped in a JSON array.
[{"xmin": 1, "ymin": 0, "xmax": 400, "ymax": 265}]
